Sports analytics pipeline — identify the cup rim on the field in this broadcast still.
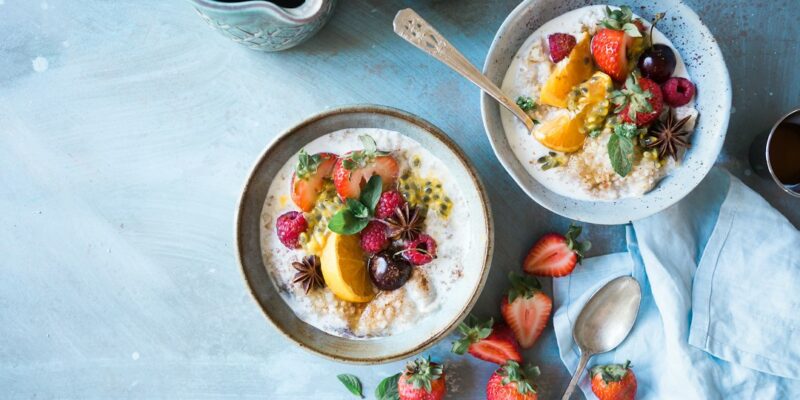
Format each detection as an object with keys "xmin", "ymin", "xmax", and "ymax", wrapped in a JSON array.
[
  {"xmin": 765, "ymin": 108, "xmax": 800, "ymax": 198},
  {"xmin": 190, "ymin": 0, "xmax": 325, "ymax": 24}
]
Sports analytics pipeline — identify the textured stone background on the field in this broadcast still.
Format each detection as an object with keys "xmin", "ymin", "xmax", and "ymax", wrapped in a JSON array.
[{"xmin": 1, "ymin": 0, "xmax": 797, "ymax": 398}]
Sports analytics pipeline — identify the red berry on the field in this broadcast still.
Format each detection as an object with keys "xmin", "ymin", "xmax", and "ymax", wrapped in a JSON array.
[
  {"xmin": 360, "ymin": 221, "xmax": 389, "ymax": 253},
  {"xmin": 547, "ymin": 33, "xmax": 577, "ymax": 63},
  {"xmin": 403, "ymin": 234, "xmax": 437, "ymax": 265},
  {"xmin": 276, "ymin": 211, "xmax": 307, "ymax": 249},
  {"xmin": 375, "ymin": 190, "xmax": 406, "ymax": 219},
  {"xmin": 661, "ymin": 77, "xmax": 696, "ymax": 107},
  {"xmin": 619, "ymin": 77, "xmax": 664, "ymax": 127}
]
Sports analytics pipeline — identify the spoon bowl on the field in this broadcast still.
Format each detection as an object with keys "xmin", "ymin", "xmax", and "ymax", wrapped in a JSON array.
[{"xmin": 562, "ymin": 276, "xmax": 641, "ymax": 400}]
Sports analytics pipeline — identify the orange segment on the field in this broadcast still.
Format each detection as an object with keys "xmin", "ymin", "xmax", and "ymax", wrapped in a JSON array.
[
  {"xmin": 534, "ymin": 113, "xmax": 587, "ymax": 153},
  {"xmin": 320, "ymin": 233, "xmax": 374, "ymax": 303},
  {"xmin": 539, "ymin": 33, "xmax": 594, "ymax": 108}
]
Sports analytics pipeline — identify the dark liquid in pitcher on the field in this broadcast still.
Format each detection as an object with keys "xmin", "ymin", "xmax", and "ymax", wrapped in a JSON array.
[
  {"xmin": 215, "ymin": 0, "xmax": 304, "ymax": 8},
  {"xmin": 769, "ymin": 123, "xmax": 800, "ymax": 185}
]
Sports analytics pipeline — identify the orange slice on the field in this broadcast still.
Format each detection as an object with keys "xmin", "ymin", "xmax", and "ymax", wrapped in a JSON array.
[
  {"xmin": 539, "ymin": 33, "xmax": 595, "ymax": 108},
  {"xmin": 320, "ymin": 233, "xmax": 374, "ymax": 303}
]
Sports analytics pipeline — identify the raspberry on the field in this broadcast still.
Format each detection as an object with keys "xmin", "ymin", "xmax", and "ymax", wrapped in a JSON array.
[
  {"xmin": 375, "ymin": 190, "xmax": 406, "ymax": 219},
  {"xmin": 402, "ymin": 234, "xmax": 437, "ymax": 265},
  {"xmin": 547, "ymin": 33, "xmax": 577, "ymax": 63},
  {"xmin": 276, "ymin": 211, "xmax": 307, "ymax": 249},
  {"xmin": 661, "ymin": 77, "xmax": 695, "ymax": 107},
  {"xmin": 360, "ymin": 221, "xmax": 389, "ymax": 253}
]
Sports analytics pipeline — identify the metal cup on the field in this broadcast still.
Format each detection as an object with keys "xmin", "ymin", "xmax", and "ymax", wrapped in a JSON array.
[{"xmin": 749, "ymin": 108, "xmax": 800, "ymax": 198}]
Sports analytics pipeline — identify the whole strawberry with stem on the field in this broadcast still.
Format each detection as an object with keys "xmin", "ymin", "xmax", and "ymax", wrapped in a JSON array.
[
  {"xmin": 523, "ymin": 224, "xmax": 591, "ymax": 277},
  {"xmin": 590, "ymin": 361, "xmax": 637, "ymax": 400},
  {"xmin": 609, "ymin": 74, "xmax": 664, "ymax": 127},
  {"xmin": 486, "ymin": 360, "xmax": 541, "ymax": 400},
  {"xmin": 398, "ymin": 356, "xmax": 446, "ymax": 400},
  {"xmin": 452, "ymin": 315, "xmax": 522, "ymax": 365},
  {"xmin": 501, "ymin": 273, "xmax": 552, "ymax": 349}
]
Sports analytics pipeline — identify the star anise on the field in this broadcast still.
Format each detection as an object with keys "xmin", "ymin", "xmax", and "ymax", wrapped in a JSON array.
[
  {"xmin": 292, "ymin": 255, "xmax": 324, "ymax": 294},
  {"xmin": 386, "ymin": 203, "xmax": 426, "ymax": 241},
  {"xmin": 646, "ymin": 108, "xmax": 693, "ymax": 161}
]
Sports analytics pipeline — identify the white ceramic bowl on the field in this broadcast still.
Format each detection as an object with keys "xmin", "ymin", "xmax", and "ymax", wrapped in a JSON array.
[
  {"xmin": 481, "ymin": 0, "xmax": 731, "ymax": 224},
  {"xmin": 236, "ymin": 105, "xmax": 493, "ymax": 363}
]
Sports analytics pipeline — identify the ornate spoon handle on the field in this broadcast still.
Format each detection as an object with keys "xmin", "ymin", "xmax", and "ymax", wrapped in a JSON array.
[{"xmin": 393, "ymin": 8, "xmax": 535, "ymax": 132}]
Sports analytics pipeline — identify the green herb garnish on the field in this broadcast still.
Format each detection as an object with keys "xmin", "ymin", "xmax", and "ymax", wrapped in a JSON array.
[
  {"xmin": 375, "ymin": 373, "xmax": 401, "ymax": 400},
  {"xmin": 516, "ymin": 96, "xmax": 536, "ymax": 112},
  {"xmin": 601, "ymin": 5, "xmax": 642, "ymax": 38},
  {"xmin": 607, "ymin": 122, "xmax": 638, "ymax": 177},
  {"xmin": 327, "ymin": 175, "xmax": 383, "ymax": 235},
  {"xmin": 336, "ymin": 374, "xmax": 364, "ymax": 398},
  {"xmin": 341, "ymin": 135, "xmax": 389, "ymax": 171}
]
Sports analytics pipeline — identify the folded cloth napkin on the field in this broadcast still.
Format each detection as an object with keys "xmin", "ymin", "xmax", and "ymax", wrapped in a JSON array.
[{"xmin": 553, "ymin": 167, "xmax": 800, "ymax": 399}]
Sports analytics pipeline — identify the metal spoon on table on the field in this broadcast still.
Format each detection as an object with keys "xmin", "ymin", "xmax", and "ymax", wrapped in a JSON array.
[
  {"xmin": 561, "ymin": 276, "xmax": 642, "ymax": 400},
  {"xmin": 393, "ymin": 8, "xmax": 536, "ymax": 133}
]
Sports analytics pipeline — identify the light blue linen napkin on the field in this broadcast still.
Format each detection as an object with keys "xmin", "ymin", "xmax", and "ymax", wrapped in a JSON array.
[{"xmin": 553, "ymin": 168, "xmax": 800, "ymax": 399}]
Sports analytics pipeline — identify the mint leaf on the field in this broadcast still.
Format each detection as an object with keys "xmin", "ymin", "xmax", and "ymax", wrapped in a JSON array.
[
  {"xmin": 614, "ymin": 123, "xmax": 639, "ymax": 139},
  {"xmin": 608, "ymin": 133, "xmax": 634, "ymax": 177},
  {"xmin": 347, "ymin": 199, "xmax": 369, "ymax": 219},
  {"xmin": 328, "ymin": 210, "xmax": 369, "ymax": 235},
  {"xmin": 516, "ymin": 96, "xmax": 536, "ymax": 112},
  {"xmin": 375, "ymin": 373, "xmax": 401, "ymax": 400},
  {"xmin": 337, "ymin": 374, "xmax": 364, "ymax": 398},
  {"xmin": 360, "ymin": 175, "xmax": 383, "ymax": 213}
]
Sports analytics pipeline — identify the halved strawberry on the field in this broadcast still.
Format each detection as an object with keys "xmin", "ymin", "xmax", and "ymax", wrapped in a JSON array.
[
  {"xmin": 591, "ymin": 28, "xmax": 631, "ymax": 82},
  {"xmin": 290, "ymin": 151, "xmax": 337, "ymax": 212},
  {"xmin": 333, "ymin": 153, "xmax": 399, "ymax": 200},
  {"xmin": 523, "ymin": 224, "xmax": 591, "ymax": 277},
  {"xmin": 452, "ymin": 316, "xmax": 522, "ymax": 365},
  {"xmin": 500, "ymin": 273, "xmax": 552, "ymax": 349}
]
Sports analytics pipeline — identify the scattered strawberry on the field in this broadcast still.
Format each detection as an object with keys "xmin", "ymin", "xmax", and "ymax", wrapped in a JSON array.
[
  {"xmin": 547, "ymin": 33, "xmax": 577, "ymax": 63},
  {"xmin": 290, "ymin": 151, "xmax": 337, "ymax": 212},
  {"xmin": 609, "ymin": 75, "xmax": 664, "ymax": 127},
  {"xmin": 591, "ymin": 29, "xmax": 631, "ymax": 82},
  {"xmin": 486, "ymin": 360, "xmax": 541, "ymax": 400},
  {"xmin": 398, "ymin": 356, "xmax": 446, "ymax": 400},
  {"xmin": 452, "ymin": 316, "xmax": 522, "ymax": 365},
  {"xmin": 360, "ymin": 220, "xmax": 389, "ymax": 254},
  {"xmin": 661, "ymin": 77, "xmax": 696, "ymax": 107},
  {"xmin": 276, "ymin": 211, "xmax": 307, "ymax": 249},
  {"xmin": 590, "ymin": 361, "xmax": 637, "ymax": 400},
  {"xmin": 523, "ymin": 224, "xmax": 591, "ymax": 277},
  {"xmin": 332, "ymin": 135, "xmax": 399, "ymax": 200},
  {"xmin": 501, "ymin": 273, "xmax": 552, "ymax": 349},
  {"xmin": 375, "ymin": 190, "xmax": 407, "ymax": 219},
  {"xmin": 402, "ymin": 234, "xmax": 437, "ymax": 266}
]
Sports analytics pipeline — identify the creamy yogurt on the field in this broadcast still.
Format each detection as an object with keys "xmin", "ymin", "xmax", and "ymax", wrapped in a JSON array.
[
  {"xmin": 259, "ymin": 128, "xmax": 471, "ymax": 338},
  {"xmin": 500, "ymin": 5, "xmax": 698, "ymax": 200}
]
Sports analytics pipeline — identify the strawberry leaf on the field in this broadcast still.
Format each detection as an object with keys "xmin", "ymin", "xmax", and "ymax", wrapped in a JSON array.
[
  {"xmin": 337, "ymin": 374, "xmax": 364, "ymax": 398},
  {"xmin": 296, "ymin": 149, "xmax": 322, "ymax": 180}
]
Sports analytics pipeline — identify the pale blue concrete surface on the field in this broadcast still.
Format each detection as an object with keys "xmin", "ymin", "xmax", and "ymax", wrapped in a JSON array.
[{"xmin": 0, "ymin": 0, "xmax": 797, "ymax": 399}]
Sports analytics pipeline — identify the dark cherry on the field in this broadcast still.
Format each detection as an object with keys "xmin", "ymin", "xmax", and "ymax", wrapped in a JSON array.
[
  {"xmin": 637, "ymin": 44, "xmax": 677, "ymax": 83},
  {"xmin": 368, "ymin": 252, "xmax": 412, "ymax": 291}
]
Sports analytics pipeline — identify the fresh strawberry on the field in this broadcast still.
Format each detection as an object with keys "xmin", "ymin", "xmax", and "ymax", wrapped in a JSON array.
[
  {"xmin": 590, "ymin": 361, "xmax": 637, "ymax": 400},
  {"xmin": 332, "ymin": 136, "xmax": 399, "ymax": 200},
  {"xmin": 591, "ymin": 28, "xmax": 631, "ymax": 82},
  {"xmin": 397, "ymin": 356, "xmax": 446, "ymax": 400},
  {"xmin": 547, "ymin": 33, "xmax": 577, "ymax": 63},
  {"xmin": 290, "ymin": 150, "xmax": 337, "ymax": 212},
  {"xmin": 452, "ymin": 316, "xmax": 522, "ymax": 365},
  {"xmin": 500, "ymin": 273, "xmax": 552, "ymax": 349},
  {"xmin": 523, "ymin": 224, "xmax": 590, "ymax": 277},
  {"xmin": 486, "ymin": 360, "xmax": 541, "ymax": 400},
  {"xmin": 609, "ymin": 75, "xmax": 664, "ymax": 127}
]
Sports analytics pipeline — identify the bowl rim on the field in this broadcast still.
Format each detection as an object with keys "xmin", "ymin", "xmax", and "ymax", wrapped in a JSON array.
[
  {"xmin": 480, "ymin": 0, "xmax": 732, "ymax": 225},
  {"xmin": 234, "ymin": 104, "xmax": 494, "ymax": 363}
]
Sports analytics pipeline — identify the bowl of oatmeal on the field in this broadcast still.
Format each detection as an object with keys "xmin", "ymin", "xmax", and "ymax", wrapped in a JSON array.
[
  {"xmin": 236, "ymin": 105, "xmax": 492, "ymax": 363},
  {"xmin": 481, "ymin": 1, "xmax": 731, "ymax": 224}
]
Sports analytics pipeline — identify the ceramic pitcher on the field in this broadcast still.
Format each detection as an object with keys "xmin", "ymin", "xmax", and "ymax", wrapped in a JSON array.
[{"xmin": 190, "ymin": 0, "xmax": 337, "ymax": 52}]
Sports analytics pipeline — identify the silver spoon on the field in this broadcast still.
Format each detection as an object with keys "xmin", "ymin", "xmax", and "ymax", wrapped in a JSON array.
[
  {"xmin": 393, "ymin": 8, "xmax": 536, "ymax": 133},
  {"xmin": 561, "ymin": 276, "xmax": 642, "ymax": 400}
]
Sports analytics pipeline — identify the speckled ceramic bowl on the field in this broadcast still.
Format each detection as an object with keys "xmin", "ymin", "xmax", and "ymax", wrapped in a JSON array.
[
  {"xmin": 236, "ymin": 105, "xmax": 493, "ymax": 363},
  {"xmin": 481, "ymin": 0, "xmax": 731, "ymax": 224}
]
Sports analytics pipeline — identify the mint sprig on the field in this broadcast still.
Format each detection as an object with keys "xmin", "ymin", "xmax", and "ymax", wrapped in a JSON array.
[
  {"xmin": 327, "ymin": 175, "xmax": 383, "ymax": 235},
  {"xmin": 607, "ymin": 123, "xmax": 639, "ymax": 177}
]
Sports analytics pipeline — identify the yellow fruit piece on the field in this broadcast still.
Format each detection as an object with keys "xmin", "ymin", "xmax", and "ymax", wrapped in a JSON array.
[
  {"xmin": 539, "ymin": 33, "xmax": 594, "ymax": 108},
  {"xmin": 536, "ymin": 72, "xmax": 613, "ymax": 153},
  {"xmin": 320, "ymin": 233, "xmax": 374, "ymax": 303}
]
